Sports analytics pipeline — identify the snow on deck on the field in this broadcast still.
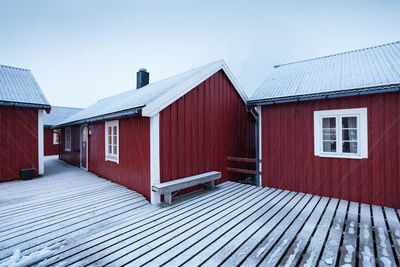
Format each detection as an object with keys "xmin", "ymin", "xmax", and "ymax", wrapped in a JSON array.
[{"xmin": 1, "ymin": 157, "xmax": 400, "ymax": 266}]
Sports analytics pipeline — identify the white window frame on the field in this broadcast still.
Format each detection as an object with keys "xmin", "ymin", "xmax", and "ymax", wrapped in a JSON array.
[
  {"xmin": 53, "ymin": 130, "xmax": 60, "ymax": 145},
  {"xmin": 65, "ymin": 127, "xmax": 71, "ymax": 152},
  {"xmin": 314, "ymin": 108, "xmax": 368, "ymax": 159},
  {"xmin": 105, "ymin": 120, "xmax": 119, "ymax": 164}
]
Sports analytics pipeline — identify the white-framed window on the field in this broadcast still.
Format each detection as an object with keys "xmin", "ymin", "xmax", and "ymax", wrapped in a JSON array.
[
  {"xmin": 65, "ymin": 127, "xmax": 71, "ymax": 152},
  {"xmin": 314, "ymin": 108, "xmax": 368, "ymax": 159},
  {"xmin": 105, "ymin": 120, "xmax": 119, "ymax": 163},
  {"xmin": 53, "ymin": 130, "xmax": 60, "ymax": 145}
]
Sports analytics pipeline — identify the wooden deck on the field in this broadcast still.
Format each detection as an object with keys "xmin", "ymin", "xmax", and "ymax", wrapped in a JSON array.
[{"xmin": 1, "ymin": 157, "xmax": 400, "ymax": 266}]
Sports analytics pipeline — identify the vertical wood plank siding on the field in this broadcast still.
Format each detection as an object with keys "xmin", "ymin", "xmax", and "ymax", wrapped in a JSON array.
[
  {"xmin": 261, "ymin": 92, "xmax": 400, "ymax": 208},
  {"xmin": 44, "ymin": 127, "xmax": 58, "ymax": 155},
  {"xmin": 0, "ymin": 106, "xmax": 38, "ymax": 181},
  {"xmin": 160, "ymin": 70, "xmax": 256, "ymax": 187},
  {"xmin": 60, "ymin": 116, "xmax": 151, "ymax": 199}
]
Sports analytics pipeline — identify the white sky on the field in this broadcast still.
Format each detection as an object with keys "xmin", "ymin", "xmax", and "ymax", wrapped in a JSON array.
[{"xmin": 1, "ymin": 0, "xmax": 399, "ymax": 108}]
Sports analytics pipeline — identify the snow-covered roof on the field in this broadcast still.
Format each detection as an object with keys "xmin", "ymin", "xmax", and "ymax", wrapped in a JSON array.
[
  {"xmin": 44, "ymin": 106, "xmax": 84, "ymax": 127},
  {"xmin": 249, "ymin": 41, "xmax": 400, "ymax": 104},
  {"xmin": 0, "ymin": 64, "xmax": 50, "ymax": 108},
  {"xmin": 58, "ymin": 60, "xmax": 246, "ymax": 126}
]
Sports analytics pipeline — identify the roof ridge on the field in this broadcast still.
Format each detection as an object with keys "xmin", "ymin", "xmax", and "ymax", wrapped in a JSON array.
[
  {"xmin": 273, "ymin": 40, "xmax": 400, "ymax": 68},
  {"xmin": 0, "ymin": 64, "xmax": 30, "ymax": 71},
  {"xmin": 52, "ymin": 105, "xmax": 84, "ymax": 109}
]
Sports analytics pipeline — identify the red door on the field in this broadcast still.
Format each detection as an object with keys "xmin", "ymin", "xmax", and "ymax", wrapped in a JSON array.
[{"xmin": 81, "ymin": 127, "xmax": 88, "ymax": 170}]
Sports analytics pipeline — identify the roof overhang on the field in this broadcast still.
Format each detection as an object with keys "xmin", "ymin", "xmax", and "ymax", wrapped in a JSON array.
[
  {"xmin": 141, "ymin": 60, "xmax": 248, "ymax": 117},
  {"xmin": 0, "ymin": 100, "xmax": 51, "ymax": 110},
  {"xmin": 54, "ymin": 106, "xmax": 144, "ymax": 128},
  {"xmin": 247, "ymin": 84, "xmax": 400, "ymax": 107}
]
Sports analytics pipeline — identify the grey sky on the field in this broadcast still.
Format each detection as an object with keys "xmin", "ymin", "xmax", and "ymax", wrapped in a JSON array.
[{"xmin": 1, "ymin": 0, "xmax": 399, "ymax": 108}]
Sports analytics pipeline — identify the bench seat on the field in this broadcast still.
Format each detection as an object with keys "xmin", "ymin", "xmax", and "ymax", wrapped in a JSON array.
[{"xmin": 152, "ymin": 171, "xmax": 221, "ymax": 205}]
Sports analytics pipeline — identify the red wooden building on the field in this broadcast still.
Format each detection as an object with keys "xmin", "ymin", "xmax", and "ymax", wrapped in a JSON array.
[
  {"xmin": 248, "ymin": 41, "xmax": 400, "ymax": 208},
  {"xmin": 56, "ymin": 60, "xmax": 255, "ymax": 203},
  {"xmin": 0, "ymin": 64, "xmax": 50, "ymax": 182},
  {"xmin": 43, "ymin": 106, "xmax": 83, "ymax": 156}
]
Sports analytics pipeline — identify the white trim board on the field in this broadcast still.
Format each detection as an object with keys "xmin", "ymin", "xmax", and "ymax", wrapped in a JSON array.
[
  {"xmin": 142, "ymin": 60, "xmax": 248, "ymax": 117},
  {"xmin": 150, "ymin": 113, "xmax": 161, "ymax": 204},
  {"xmin": 257, "ymin": 106, "xmax": 262, "ymax": 187},
  {"xmin": 38, "ymin": 109, "xmax": 44, "ymax": 175}
]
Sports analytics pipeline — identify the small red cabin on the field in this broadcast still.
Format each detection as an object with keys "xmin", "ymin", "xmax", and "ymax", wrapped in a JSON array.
[
  {"xmin": 248, "ymin": 41, "xmax": 400, "ymax": 209},
  {"xmin": 56, "ymin": 60, "xmax": 255, "ymax": 203},
  {"xmin": 0, "ymin": 64, "xmax": 50, "ymax": 181},
  {"xmin": 43, "ymin": 106, "xmax": 83, "ymax": 156}
]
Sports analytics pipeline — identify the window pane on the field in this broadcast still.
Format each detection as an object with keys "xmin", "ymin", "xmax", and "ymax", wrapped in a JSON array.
[
  {"xmin": 342, "ymin": 117, "xmax": 357, "ymax": 128},
  {"xmin": 108, "ymin": 144, "xmax": 112, "ymax": 154},
  {"xmin": 113, "ymin": 145, "xmax": 118, "ymax": 155},
  {"xmin": 108, "ymin": 135, "xmax": 112, "ymax": 145},
  {"xmin": 323, "ymin": 141, "xmax": 337, "ymax": 152},
  {"xmin": 113, "ymin": 135, "xmax": 117, "ymax": 145},
  {"xmin": 323, "ymin": 129, "xmax": 336, "ymax": 140},
  {"xmin": 108, "ymin": 126, "xmax": 112, "ymax": 136},
  {"xmin": 343, "ymin": 141, "xmax": 358, "ymax": 153},
  {"xmin": 113, "ymin": 126, "xmax": 117, "ymax": 135},
  {"xmin": 322, "ymin": 117, "xmax": 336, "ymax": 128},
  {"xmin": 342, "ymin": 129, "xmax": 357, "ymax": 141}
]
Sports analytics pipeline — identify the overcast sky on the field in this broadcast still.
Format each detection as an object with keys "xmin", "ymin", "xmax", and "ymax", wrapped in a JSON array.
[{"xmin": 1, "ymin": 0, "xmax": 399, "ymax": 108}]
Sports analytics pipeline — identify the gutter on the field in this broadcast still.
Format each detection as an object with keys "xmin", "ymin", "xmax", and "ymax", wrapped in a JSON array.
[
  {"xmin": 0, "ymin": 100, "xmax": 51, "ymax": 110},
  {"xmin": 247, "ymin": 84, "xmax": 400, "ymax": 107},
  {"xmin": 54, "ymin": 106, "xmax": 144, "ymax": 128},
  {"xmin": 249, "ymin": 107, "xmax": 261, "ymax": 187}
]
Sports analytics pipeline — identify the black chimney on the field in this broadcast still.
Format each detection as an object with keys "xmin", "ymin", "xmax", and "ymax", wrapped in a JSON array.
[{"xmin": 136, "ymin": 68, "xmax": 149, "ymax": 89}]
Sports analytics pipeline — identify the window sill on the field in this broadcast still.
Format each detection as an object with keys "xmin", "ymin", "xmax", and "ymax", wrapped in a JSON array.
[
  {"xmin": 106, "ymin": 155, "xmax": 119, "ymax": 164},
  {"xmin": 316, "ymin": 153, "xmax": 366, "ymax": 159}
]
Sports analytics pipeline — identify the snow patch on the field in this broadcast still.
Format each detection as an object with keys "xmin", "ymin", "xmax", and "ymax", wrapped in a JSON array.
[
  {"xmin": 303, "ymin": 250, "xmax": 316, "ymax": 267},
  {"xmin": 380, "ymin": 256, "xmax": 392, "ymax": 267},
  {"xmin": 0, "ymin": 241, "xmax": 66, "ymax": 267},
  {"xmin": 361, "ymin": 246, "xmax": 374, "ymax": 266},
  {"xmin": 395, "ymin": 229, "xmax": 400, "ymax": 238},
  {"xmin": 265, "ymin": 239, "xmax": 288, "ymax": 265},
  {"xmin": 284, "ymin": 241, "xmax": 302, "ymax": 267},
  {"xmin": 362, "ymin": 224, "xmax": 370, "ymax": 240},
  {"xmin": 256, "ymin": 238, "xmax": 274, "ymax": 257},
  {"xmin": 344, "ymin": 245, "xmax": 355, "ymax": 263},
  {"xmin": 348, "ymin": 221, "xmax": 355, "ymax": 235},
  {"xmin": 0, "ymin": 247, "xmax": 53, "ymax": 267},
  {"xmin": 324, "ymin": 250, "xmax": 334, "ymax": 265}
]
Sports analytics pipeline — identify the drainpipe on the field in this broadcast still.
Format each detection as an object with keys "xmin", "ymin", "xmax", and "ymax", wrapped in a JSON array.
[{"xmin": 250, "ymin": 106, "xmax": 261, "ymax": 187}]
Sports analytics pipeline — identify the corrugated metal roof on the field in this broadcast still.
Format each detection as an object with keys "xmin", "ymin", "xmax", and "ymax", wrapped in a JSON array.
[
  {"xmin": 250, "ymin": 41, "xmax": 400, "ymax": 103},
  {"xmin": 0, "ymin": 64, "xmax": 49, "ymax": 107},
  {"xmin": 59, "ymin": 60, "xmax": 246, "ymax": 126},
  {"xmin": 43, "ymin": 106, "xmax": 84, "ymax": 126}
]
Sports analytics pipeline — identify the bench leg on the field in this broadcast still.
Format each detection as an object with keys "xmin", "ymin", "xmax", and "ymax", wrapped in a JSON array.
[
  {"xmin": 164, "ymin": 193, "xmax": 172, "ymax": 206},
  {"xmin": 205, "ymin": 180, "xmax": 215, "ymax": 190}
]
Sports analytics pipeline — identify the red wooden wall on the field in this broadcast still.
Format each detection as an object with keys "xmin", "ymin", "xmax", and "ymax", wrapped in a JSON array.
[
  {"xmin": 44, "ymin": 127, "xmax": 59, "ymax": 156},
  {"xmin": 160, "ymin": 70, "xmax": 256, "ymax": 186},
  {"xmin": 0, "ymin": 106, "xmax": 38, "ymax": 181},
  {"xmin": 60, "ymin": 116, "xmax": 151, "ymax": 199},
  {"xmin": 60, "ymin": 125, "xmax": 81, "ymax": 167},
  {"xmin": 261, "ymin": 92, "xmax": 400, "ymax": 208}
]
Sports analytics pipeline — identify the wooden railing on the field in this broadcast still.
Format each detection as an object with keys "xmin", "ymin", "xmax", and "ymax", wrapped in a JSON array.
[{"xmin": 226, "ymin": 157, "xmax": 259, "ymax": 176}]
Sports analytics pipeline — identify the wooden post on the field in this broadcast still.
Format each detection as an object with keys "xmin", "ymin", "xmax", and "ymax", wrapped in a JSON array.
[{"xmin": 164, "ymin": 193, "xmax": 172, "ymax": 206}]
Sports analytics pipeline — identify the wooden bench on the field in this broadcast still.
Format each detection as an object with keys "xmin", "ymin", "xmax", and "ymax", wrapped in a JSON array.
[{"xmin": 152, "ymin": 171, "xmax": 221, "ymax": 206}]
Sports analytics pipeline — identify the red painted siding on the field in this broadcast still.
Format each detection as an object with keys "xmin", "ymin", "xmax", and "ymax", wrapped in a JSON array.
[
  {"xmin": 160, "ymin": 70, "xmax": 255, "ymax": 187},
  {"xmin": 60, "ymin": 116, "xmax": 151, "ymax": 199},
  {"xmin": 261, "ymin": 92, "xmax": 400, "ymax": 208},
  {"xmin": 44, "ymin": 127, "xmax": 59, "ymax": 156},
  {"xmin": 60, "ymin": 125, "xmax": 81, "ymax": 167},
  {"xmin": 0, "ymin": 106, "xmax": 38, "ymax": 181}
]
